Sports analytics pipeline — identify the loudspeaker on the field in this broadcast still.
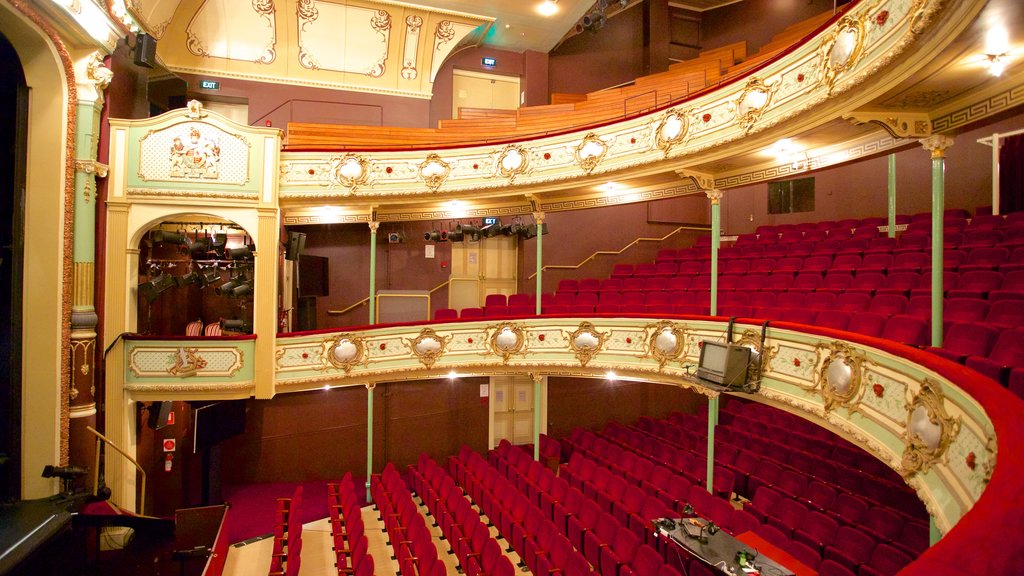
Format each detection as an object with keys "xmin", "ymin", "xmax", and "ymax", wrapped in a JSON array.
[
  {"xmin": 134, "ymin": 33, "xmax": 158, "ymax": 68},
  {"xmin": 285, "ymin": 232, "xmax": 306, "ymax": 261}
]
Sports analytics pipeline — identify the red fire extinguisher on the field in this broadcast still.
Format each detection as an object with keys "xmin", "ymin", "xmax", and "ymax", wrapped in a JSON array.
[{"xmin": 164, "ymin": 453, "xmax": 174, "ymax": 472}]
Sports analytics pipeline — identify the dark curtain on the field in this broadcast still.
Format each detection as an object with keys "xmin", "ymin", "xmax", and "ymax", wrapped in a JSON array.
[{"xmin": 1000, "ymin": 134, "xmax": 1024, "ymax": 214}]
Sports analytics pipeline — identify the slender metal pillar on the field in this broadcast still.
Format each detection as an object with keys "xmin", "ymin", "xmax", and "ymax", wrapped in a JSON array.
[
  {"xmin": 887, "ymin": 154, "xmax": 897, "ymax": 238},
  {"xmin": 707, "ymin": 190, "xmax": 723, "ymax": 316},
  {"xmin": 706, "ymin": 395, "xmax": 719, "ymax": 494},
  {"xmin": 366, "ymin": 383, "xmax": 375, "ymax": 503},
  {"xmin": 921, "ymin": 136, "xmax": 954, "ymax": 347},
  {"xmin": 534, "ymin": 212, "xmax": 545, "ymax": 315},
  {"xmin": 368, "ymin": 222, "xmax": 379, "ymax": 324},
  {"xmin": 992, "ymin": 134, "xmax": 1001, "ymax": 215},
  {"xmin": 532, "ymin": 373, "xmax": 543, "ymax": 460}
]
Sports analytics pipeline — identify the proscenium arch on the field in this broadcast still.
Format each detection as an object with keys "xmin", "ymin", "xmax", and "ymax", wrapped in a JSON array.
[{"xmin": 0, "ymin": 1, "xmax": 73, "ymax": 500}]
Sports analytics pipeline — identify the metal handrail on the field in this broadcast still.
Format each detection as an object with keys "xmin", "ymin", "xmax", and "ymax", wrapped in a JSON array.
[
  {"xmin": 87, "ymin": 425, "xmax": 147, "ymax": 516},
  {"xmin": 327, "ymin": 280, "xmax": 450, "ymax": 316},
  {"xmin": 526, "ymin": 225, "xmax": 710, "ymax": 280}
]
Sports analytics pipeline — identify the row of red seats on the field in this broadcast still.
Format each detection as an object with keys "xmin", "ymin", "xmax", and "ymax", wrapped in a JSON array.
[
  {"xmin": 407, "ymin": 454, "xmax": 511, "ymax": 576},
  {"xmin": 269, "ymin": 486, "xmax": 303, "ymax": 576},
  {"xmin": 567, "ymin": 422, "xmax": 920, "ymax": 575},
  {"xmin": 327, "ymin": 474, "xmax": 373, "ymax": 576},
  {"xmin": 371, "ymin": 463, "xmax": 434, "ymax": 576}
]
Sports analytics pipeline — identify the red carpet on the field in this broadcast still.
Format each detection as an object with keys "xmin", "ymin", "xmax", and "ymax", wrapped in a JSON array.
[{"xmin": 222, "ymin": 477, "xmax": 369, "ymax": 544}]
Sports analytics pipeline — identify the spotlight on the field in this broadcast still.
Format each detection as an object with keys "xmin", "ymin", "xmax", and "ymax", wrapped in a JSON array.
[
  {"xmin": 221, "ymin": 318, "xmax": 251, "ymax": 333},
  {"xmin": 216, "ymin": 277, "xmax": 239, "ymax": 296},
  {"xmin": 188, "ymin": 239, "xmax": 210, "ymax": 260},
  {"xmin": 210, "ymin": 233, "xmax": 227, "ymax": 258},
  {"xmin": 42, "ymin": 465, "xmax": 87, "ymax": 479},
  {"xmin": 448, "ymin": 228, "xmax": 464, "ymax": 242},
  {"xmin": 387, "ymin": 232, "xmax": 405, "ymax": 244},
  {"xmin": 152, "ymin": 230, "xmax": 187, "ymax": 245},
  {"xmin": 175, "ymin": 271, "xmax": 199, "ymax": 287},
  {"xmin": 581, "ymin": 10, "xmax": 606, "ymax": 33},
  {"xmin": 480, "ymin": 220, "xmax": 502, "ymax": 238},
  {"xmin": 139, "ymin": 272, "xmax": 176, "ymax": 303},
  {"xmin": 232, "ymin": 280, "xmax": 254, "ymax": 297},
  {"xmin": 456, "ymin": 224, "xmax": 480, "ymax": 241},
  {"xmin": 228, "ymin": 246, "xmax": 254, "ymax": 260},
  {"xmin": 424, "ymin": 230, "xmax": 449, "ymax": 242},
  {"xmin": 199, "ymin": 266, "xmax": 220, "ymax": 288},
  {"xmin": 518, "ymin": 223, "xmax": 549, "ymax": 239}
]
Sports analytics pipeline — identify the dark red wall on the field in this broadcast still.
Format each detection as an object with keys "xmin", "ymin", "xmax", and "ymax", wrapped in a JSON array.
[
  {"xmin": 719, "ymin": 111, "xmax": 1024, "ymax": 235},
  {"xmin": 701, "ymin": 0, "xmax": 843, "ymax": 54},
  {"xmin": 548, "ymin": 6, "xmax": 646, "ymax": 95}
]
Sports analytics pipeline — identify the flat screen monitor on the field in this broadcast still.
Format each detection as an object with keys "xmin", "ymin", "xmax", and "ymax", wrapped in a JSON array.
[
  {"xmin": 192, "ymin": 401, "xmax": 246, "ymax": 453},
  {"xmin": 697, "ymin": 341, "xmax": 751, "ymax": 387}
]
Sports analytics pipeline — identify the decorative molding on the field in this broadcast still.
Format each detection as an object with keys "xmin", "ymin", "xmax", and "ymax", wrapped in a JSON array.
[
  {"xmin": 573, "ymin": 133, "xmax": 608, "ymax": 174},
  {"xmin": 321, "ymin": 334, "xmax": 369, "ymax": 373},
  {"xmin": 931, "ymin": 82, "xmax": 1024, "ymax": 133},
  {"xmin": 405, "ymin": 327, "xmax": 450, "ymax": 368},
  {"xmin": 815, "ymin": 341, "xmax": 867, "ymax": 413},
  {"xmin": 920, "ymin": 134, "xmax": 955, "ymax": 158},
  {"xmin": 485, "ymin": 322, "xmax": 528, "ymax": 364},
  {"xmin": 75, "ymin": 160, "xmax": 109, "ymax": 177},
  {"xmin": 565, "ymin": 322, "xmax": 608, "ymax": 367},
  {"xmin": 901, "ymin": 378, "xmax": 961, "ymax": 478},
  {"xmin": 643, "ymin": 320, "xmax": 688, "ymax": 370},
  {"xmin": 417, "ymin": 153, "xmax": 451, "ymax": 193},
  {"xmin": 817, "ymin": 12, "xmax": 870, "ymax": 94},
  {"xmin": 128, "ymin": 345, "xmax": 244, "ymax": 378},
  {"xmin": 844, "ymin": 109, "xmax": 931, "ymax": 138}
]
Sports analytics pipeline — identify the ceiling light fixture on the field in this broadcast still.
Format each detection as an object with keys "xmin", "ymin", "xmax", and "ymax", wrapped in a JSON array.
[
  {"xmin": 537, "ymin": 0, "xmax": 559, "ymax": 17},
  {"xmin": 985, "ymin": 52, "xmax": 1008, "ymax": 77}
]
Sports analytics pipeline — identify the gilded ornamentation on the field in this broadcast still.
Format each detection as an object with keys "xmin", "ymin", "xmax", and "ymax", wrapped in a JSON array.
[
  {"xmin": 325, "ymin": 154, "xmax": 371, "ymax": 193},
  {"xmin": 168, "ymin": 347, "xmax": 208, "ymax": 377},
  {"xmin": 920, "ymin": 134, "xmax": 954, "ymax": 159},
  {"xmin": 435, "ymin": 21, "xmax": 456, "ymax": 46},
  {"xmin": 735, "ymin": 329, "xmax": 775, "ymax": 389},
  {"xmin": 402, "ymin": 15, "xmax": 423, "ymax": 80},
  {"xmin": 168, "ymin": 126, "xmax": 221, "ymax": 179},
  {"xmin": 653, "ymin": 108, "xmax": 691, "ymax": 156},
  {"xmin": 85, "ymin": 51, "xmax": 113, "ymax": 91},
  {"xmin": 321, "ymin": 334, "xmax": 369, "ymax": 373},
  {"xmin": 418, "ymin": 154, "xmax": 451, "ymax": 192},
  {"xmin": 186, "ymin": 99, "xmax": 208, "ymax": 119},
  {"xmin": 901, "ymin": 379, "xmax": 961, "ymax": 478},
  {"xmin": 296, "ymin": 0, "xmax": 318, "ymax": 30},
  {"xmin": 494, "ymin": 145, "xmax": 531, "ymax": 182},
  {"xmin": 74, "ymin": 160, "xmax": 109, "ymax": 178},
  {"xmin": 815, "ymin": 342, "xmax": 866, "ymax": 412},
  {"xmin": 817, "ymin": 14, "xmax": 868, "ymax": 94},
  {"xmin": 573, "ymin": 133, "xmax": 608, "ymax": 174},
  {"xmin": 733, "ymin": 77, "xmax": 779, "ymax": 133},
  {"xmin": 565, "ymin": 322, "xmax": 608, "ymax": 367},
  {"xmin": 643, "ymin": 320, "xmax": 687, "ymax": 370},
  {"xmin": 486, "ymin": 322, "xmax": 528, "ymax": 364},
  {"xmin": 405, "ymin": 328, "xmax": 450, "ymax": 368}
]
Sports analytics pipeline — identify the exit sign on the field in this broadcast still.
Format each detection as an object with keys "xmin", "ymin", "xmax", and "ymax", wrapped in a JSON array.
[
  {"xmin": 483, "ymin": 217, "xmax": 498, "ymax": 226},
  {"xmin": 481, "ymin": 57, "xmax": 496, "ymax": 67},
  {"xmin": 200, "ymin": 80, "xmax": 220, "ymax": 90}
]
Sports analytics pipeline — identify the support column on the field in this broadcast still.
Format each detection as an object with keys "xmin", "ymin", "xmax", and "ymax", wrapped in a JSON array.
[
  {"xmin": 930, "ymin": 516, "xmax": 941, "ymax": 546},
  {"xmin": 887, "ymin": 154, "xmax": 897, "ymax": 238},
  {"xmin": 69, "ymin": 52, "xmax": 112, "ymax": 478},
  {"xmin": 992, "ymin": 134, "xmax": 1001, "ymax": 215},
  {"xmin": 921, "ymin": 136, "xmax": 954, "ymax": 347},
  {"xmin": 534, "ymin": 212, "xmax": 545, "ymax": 315},
  {"xmin": 531, "ymin": 373, "xmax": 543, "ymax": 461},
  {"xmin": 706, "ymin": 395, "xmax": 719, "ymax": 494},
  {"xmin": 366, "ymin": 382, "xmax": 375, "ymax": 503},
  {"xmin": 707, "ymin": 190, "xmax": 723, "ymax": 316},
  {"xmin": 368, "ymin": 222, "xmax": 379, "ymax": 325}
]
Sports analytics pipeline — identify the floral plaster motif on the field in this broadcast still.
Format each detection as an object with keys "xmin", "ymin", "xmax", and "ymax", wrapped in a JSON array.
[{"xmin": 861, "ymin": 368, "xmax": 907, "ymax": 421}]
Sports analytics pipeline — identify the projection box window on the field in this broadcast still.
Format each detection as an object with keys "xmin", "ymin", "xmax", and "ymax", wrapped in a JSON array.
[{"xmin": 768, "ymin": 177, "xmax": 815, "ymax": 214}]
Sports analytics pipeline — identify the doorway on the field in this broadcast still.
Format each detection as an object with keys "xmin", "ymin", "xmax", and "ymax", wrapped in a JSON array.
[
  {"xmin": 451, "ymin": 69, "xmax": 520, "ymax": 118},
  {"xmin": 0, "ymin": 31, "xmax": 28, "ymax": 501},
  {"xmin": 489, "ymin": 375, "xmax": 547, "ymax": 449}
]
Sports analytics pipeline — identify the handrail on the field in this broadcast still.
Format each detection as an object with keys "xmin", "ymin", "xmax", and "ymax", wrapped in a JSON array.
[
  {"xmin": 526, "ymin": 225, "xmax": 710, "ymax": 280},
  {"xmin": 252, "ymin": 99, "xmax": 384, "ymax": 127},
  {"xmin": 87, "ymin": 425, "xmax": 147, "ymax": 517},
  {"xmin": 328, "ymin": 280, "xmax": 450, "ymax": 315}
]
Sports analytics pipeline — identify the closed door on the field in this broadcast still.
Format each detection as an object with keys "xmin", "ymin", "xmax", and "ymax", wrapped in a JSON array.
[
  {"xmin": 452, "ymin": 69, "xmax": 520, "ymax": 117},
  {"xmin": 490, "ymin": 375, "xmax": 534, "ymax": 448},
  {"xmin": 449, "ymin": 235, "xmax": 517, "ymax": 310}
]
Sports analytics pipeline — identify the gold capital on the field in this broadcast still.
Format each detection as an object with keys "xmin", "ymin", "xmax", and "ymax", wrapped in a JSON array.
[
  {"xmin": 920, "ymin": 135, "xmax": 954, "ymax": 159},
  {"xmin": 532, "ymin": 212, "xmax": 546, "ymax": 224},
  {"xmin": 705, "ymin": 189, "xmax": 724, "ymax": 204},
  {"xmin": 368, "ymin": 221, "xmax": 380, "ymax": 233}
]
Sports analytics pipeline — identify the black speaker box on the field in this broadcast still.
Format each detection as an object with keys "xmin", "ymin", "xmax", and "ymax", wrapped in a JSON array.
[
  {"xmin": 285, "ymin": 232, "xmax": 306, "ymax": 261},
  {"xmin": 134, "ymin": 33, "xmax": 158, "ymax": 68}
]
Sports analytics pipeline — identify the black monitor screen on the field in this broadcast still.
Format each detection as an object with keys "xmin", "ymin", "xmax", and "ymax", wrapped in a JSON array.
[{"xmin": 192, "ymin": 401, "xmax": 246, "ymax": 453}]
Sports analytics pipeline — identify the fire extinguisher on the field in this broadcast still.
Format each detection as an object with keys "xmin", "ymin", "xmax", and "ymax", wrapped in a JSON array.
[{"xmin": 164, "ymin": 453, "xmax": 174, "ymax": 472}]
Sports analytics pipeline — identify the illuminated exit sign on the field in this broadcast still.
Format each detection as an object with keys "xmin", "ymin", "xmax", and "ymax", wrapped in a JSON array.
[
  {"xmin": 199, "ymin": 80, "xmax": 220, "ymax": 90},
  {"xmin": 481, "ymin": 57, "xmax": 496, "ymax": 67}
]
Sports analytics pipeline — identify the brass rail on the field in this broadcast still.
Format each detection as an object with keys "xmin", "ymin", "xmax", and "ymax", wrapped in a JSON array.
[
  {"xmin": 328, "ymin": 280, "xmax": 451, "ymax": 315},
  {"xmin": 526, "ymin": 225, "xmax": 710, "ymax": 280},
  {"xmin": 87, "ymin": 425, "xmax": 147, "ymax": 516}
]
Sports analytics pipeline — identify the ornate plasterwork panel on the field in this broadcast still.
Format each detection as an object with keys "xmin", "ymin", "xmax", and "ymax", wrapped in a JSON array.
[
  {"xmin": 187, "ymin": 0, "xmax": 277, "ymax": 63},
  {"xmin": 128, "ymin": 346, "xmax": 244, "ymax": 378},
  {"xmin": 428, "ymin": 19, "xmax": 480, "ymax": 82},
  {"xmin": 127, "ymin": 0, "xmax": 182, "ymax": 39},
  {"xmin": 298, "ymin": 3, "xmax": 391, "ymax": 76},
  {"xmin": 138, "ymin": 121, "xmax": 251, "ymax": 185}
]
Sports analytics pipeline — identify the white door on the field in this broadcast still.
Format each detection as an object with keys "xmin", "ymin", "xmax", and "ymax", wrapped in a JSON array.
[
  {"xmin": 452, "ymin": 69, "xmax": 521, "ymax": 117},
  {"xmin": 490, "ymin": 375, "xmax": 543, "ymax": 448}
]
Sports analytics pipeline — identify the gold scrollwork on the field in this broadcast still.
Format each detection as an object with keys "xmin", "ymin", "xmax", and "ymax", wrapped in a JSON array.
[
  {"xmin": 486, "ymin": 322, "xmax": 528, "ymax": 364},
  {"xmin": 734, "ymin": 77, "xmax": 779, "ymax": 133},
  {"xmin": 495, "ymin": 144, "xmax": 531, "ymax": 182},
  {"xmin": 325, "ymin": 154, "xmax": 371, "ymax": 193},
  {"xmin": 321, "ymin": 334, "xmax": 369, "ymax": 373},
  {"xmin": 643, "ymin": 320, "xmax": 688, "ymax": 370},
  {"xmin": 653, "ymin": 108, "xmax": 692, "ymax": 156},
  {"xmin": 573, "ymin": 133, "xmax": 608, "ymax": 174},
  {"xmin": 565, "ymin": 322, "xmax": 608, "ymax": 367},
  {"xmin": 735, "ymin": 329, "xmax": 776, "ymax": 388},
  {"xmin": 418, "ymin": 153, "xmax": 451, "ymax": 193},
  {"xmin": 815, "ymin": 342, "xmax": 866, "ymax": 412},
  {"xmin": 405, "ymin": 328, "xmax": 450, "ymax": 368},
  {"xmin": 817, "ymin": 14, "xmax": 868, "ymax": 94},
  {"xmin": 901, "ymin": 379, "xmax": 961, "ymax": 478}
]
